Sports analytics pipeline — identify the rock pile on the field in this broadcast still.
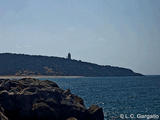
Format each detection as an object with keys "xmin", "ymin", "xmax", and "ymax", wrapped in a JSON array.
[{"xmin": 0, "ymin": 78, "xmax": 104, "ymax": 120}]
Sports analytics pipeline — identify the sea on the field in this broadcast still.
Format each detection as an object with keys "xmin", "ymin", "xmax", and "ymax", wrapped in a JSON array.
[{"xmin": 40, "ymin": 76, "xmax": 160, "ymax": 120}]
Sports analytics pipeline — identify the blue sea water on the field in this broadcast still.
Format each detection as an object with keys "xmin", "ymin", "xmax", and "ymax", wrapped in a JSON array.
[{"xmin": 41, "ymin": 76, "xmax": 160, "ymax": 120}]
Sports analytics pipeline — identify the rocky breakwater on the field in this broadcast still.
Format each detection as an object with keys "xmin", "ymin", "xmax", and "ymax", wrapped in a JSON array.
[{"xmin": 0, "ymin": 78, "xmax": 104, "ymax": 120}]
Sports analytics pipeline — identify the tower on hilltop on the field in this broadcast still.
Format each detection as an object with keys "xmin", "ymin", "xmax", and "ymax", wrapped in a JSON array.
[{"xmin": 67, "ymin": 53, "xmax": 71, "ymax": 60}]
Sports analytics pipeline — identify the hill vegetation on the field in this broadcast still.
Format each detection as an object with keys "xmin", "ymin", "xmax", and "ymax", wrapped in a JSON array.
[{"xmin": 0, "ymin": 53, "xmax": 142, "ymax": 76}]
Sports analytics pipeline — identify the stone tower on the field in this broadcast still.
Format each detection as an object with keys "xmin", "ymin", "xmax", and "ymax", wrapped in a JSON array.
[{"xmin": 67, "ymin": 53, "xmax": 71, "ymax": 60}]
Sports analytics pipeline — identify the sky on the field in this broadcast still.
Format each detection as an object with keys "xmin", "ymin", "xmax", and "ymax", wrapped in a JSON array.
[{"xmin": 0, "ymin": 0, "xmax": 160, "ymax": 75}]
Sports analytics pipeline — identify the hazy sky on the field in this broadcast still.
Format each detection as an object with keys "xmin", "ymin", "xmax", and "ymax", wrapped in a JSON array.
[{"xmin": 0, "ymin": 0, "xmax": 160, "ymax": 75}]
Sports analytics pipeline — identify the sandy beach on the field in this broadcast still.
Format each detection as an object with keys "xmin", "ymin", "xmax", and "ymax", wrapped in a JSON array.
[{"xmin": 0, "ymin": 75, "xmax": 83, "ymax": 79}]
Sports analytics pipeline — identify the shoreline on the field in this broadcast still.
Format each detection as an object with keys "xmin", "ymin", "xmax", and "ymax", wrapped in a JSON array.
[{"xmin": 0, "ymin": 75, "xmax": 84, "ymax": 79}]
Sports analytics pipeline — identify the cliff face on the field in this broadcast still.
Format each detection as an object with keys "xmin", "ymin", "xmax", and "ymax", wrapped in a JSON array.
[
  {"xmin": 0, "ymin": 78, "xmax": 104, "ymax": 120},
  {"xmin": 0, "ymin": 53, "xmax": 142, "ymax": 77}
]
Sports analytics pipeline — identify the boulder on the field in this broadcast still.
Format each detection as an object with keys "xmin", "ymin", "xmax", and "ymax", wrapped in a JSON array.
[
  {"xmin": 0, "ymin": 78, "xmax": 104, "ymax": 120},
  {"xmin": 87, "ymin": 105, "xmax": 104, "ymax": 120}
]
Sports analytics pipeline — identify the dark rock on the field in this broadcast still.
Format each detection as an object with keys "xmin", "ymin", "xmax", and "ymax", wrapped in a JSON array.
[
  {"xmin": 32, "ymin": 102, "xmax": 58, "ymax": 120},
  {"xmin": 0, "ymin": 112, "xmax": 8, "ymax": 120},
  {"xmin": 66, "ymin": 117, "xmax": 78, "ymax": 120},
  {"xmin": 87, "ymin": 105, "xmax": 104, "ymax": 120},
  {"xmin": 0, "ymin": 78, "xmax": 104, "ymax": 120},
  {"xmin": 0, "ymin": 105, "xmax": 8, "ymax": 120}
]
